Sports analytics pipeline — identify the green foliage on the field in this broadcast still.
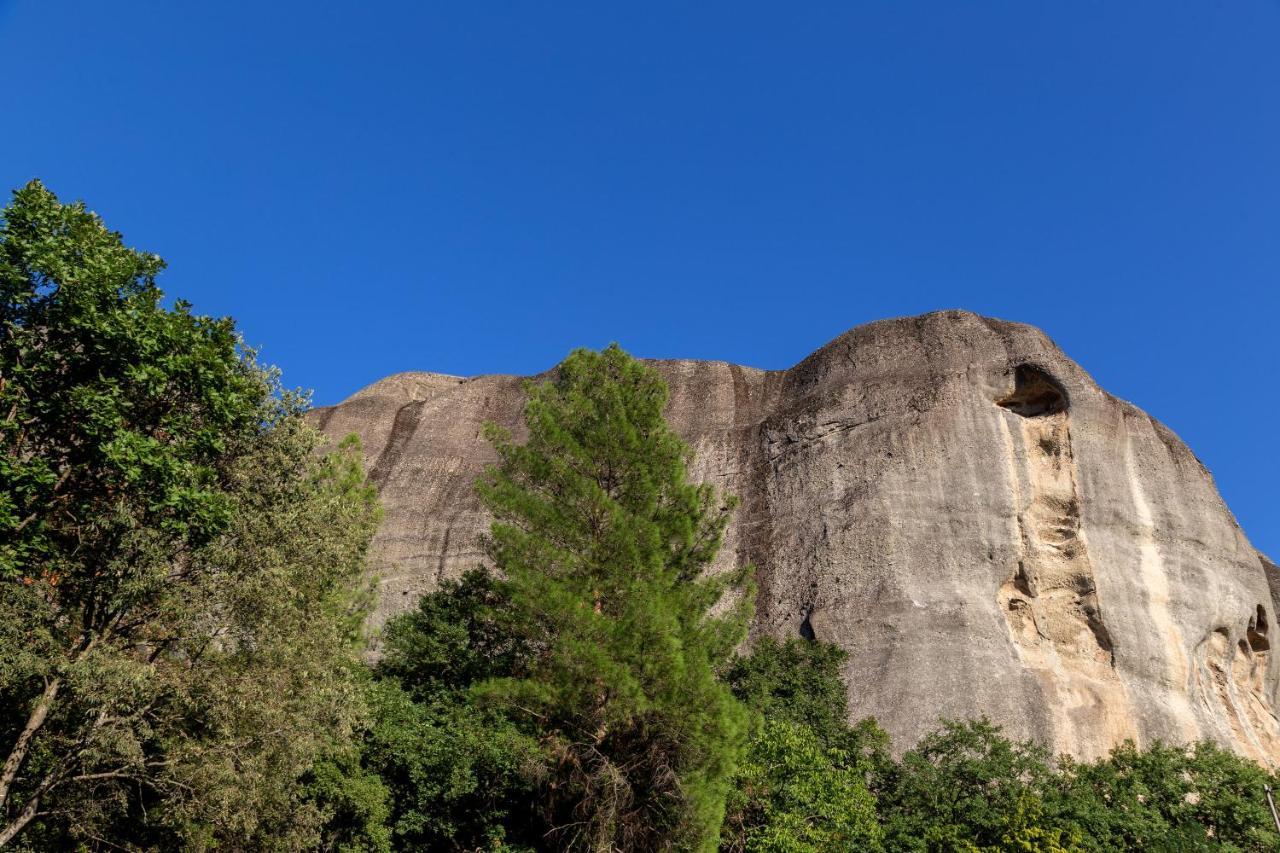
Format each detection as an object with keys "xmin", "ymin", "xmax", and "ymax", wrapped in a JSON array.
[
  {"xmin": 1052, "ymin": 739, "xmax": 1280, "ymax": 852},
  {"xmin": 876, "ymin": 718, "xmax": 1067, "ymax": 852},
  {"xmin": 0, "ymin": 180, "xmax": 267, "ymax": 584},
  {"xmin": 723, "ymin": 718, "xmax": 882, "ymax": 852},
  {"xmin": 724, "ymin": 637, "xmax": 852, "ymax": 746},
  {"xmin": 723, "ymin": 635, "xmax": 894, "ymax": 772},
  {"xmin": 304, "ymin": 742, "xmax": 395, "ymax": 853},
  {"xmin": 721, "ymin": 637, "xmax": 887, "ymax": 852},
  {"xmin": 360, "ymin": 680, "xmax": 540, "ymax": 851},
  {"xmin": 990, "ymin": 791, "xmax": 1080, "ymax": 853},
  {"xmin": 475, "ymin": 343, "xmax": 756, "ymax": 850},
  {"xmin": 377, "ymin": 567, "xmax": 531, "ymax": 704},
  {"xmin": 0, "ymin": 181, "xmax": 382, "ymax": 848},
  {"xmin": 361, "ymin": 570, "xmax": 541, "ymax": 851},
  {"xmin": 868, "ymin": 718, "xmax": 1280, "ymax": 853}
]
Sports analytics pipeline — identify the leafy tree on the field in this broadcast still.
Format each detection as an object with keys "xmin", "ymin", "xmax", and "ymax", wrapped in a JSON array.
[
  {"xmin": 723, "ymin": 636, "xmax": 892, "ymax": 772},
  {"xmin": 721, "ymin": 636, "xmax": 887, "ymax": 852},
  {"xmin": 377, "ymin": 567, "xmax": 531, "ymax": 704},
  {"xmin": 475, "ymin": 343, "xmax": 755, "ymax": 851},
  {"xmin": 722, "ymin": 718, "xmax": 882, "ymax": 853},
  {"xmin": 991, "ymin": 791, "xmax": 1079, "ymax": 853},
  {"xmin": 0, "ymin": 181, "xmax": 381, "ymax": 847},
  {"xmin": 877, "ymin": 718, "xmax": 1072, "ymax": 852},
  {"xmin": 724, "ymin": 637, "xmax": 853, "ymax": 747},
  {"xmin": 360, "ymin": 681, "xmax": 539, "ymax": 851},
  {"xmin": 361, "ymin": 569, "xmax": 541, "ymax": 850},
  {"xmin": 303, "ymin": 739, "xmax": 395, "ymax": 853},
  {"xmin": 1052, "ymin": 740, "xmax": 1280, "ymax": 852}
]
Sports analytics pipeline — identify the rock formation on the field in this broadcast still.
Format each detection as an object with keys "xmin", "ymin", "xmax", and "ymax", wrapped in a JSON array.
[{"xmin": 313, "ymin": 310, "xmax": 1280, "ymax": 763}]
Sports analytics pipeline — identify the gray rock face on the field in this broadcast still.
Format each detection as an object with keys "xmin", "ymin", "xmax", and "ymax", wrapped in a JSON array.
[{"xmin": 313, "ymin": 310, "xmax": 1280, "ymax": 762}]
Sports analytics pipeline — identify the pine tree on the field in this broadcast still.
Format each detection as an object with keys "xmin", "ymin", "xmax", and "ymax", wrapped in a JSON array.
[{"xmin": 475, "ymin": 344, "xmax": 754, "ymax": 852}]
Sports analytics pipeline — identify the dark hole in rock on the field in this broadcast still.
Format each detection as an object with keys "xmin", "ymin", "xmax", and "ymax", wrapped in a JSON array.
[
  {"xmin": 1011, "ymin": 562, "xmax": 1035, "ymax": 597},
  {"xmin": 996, "ymin": 365, "xmax": 1068, "ymax": 418},
  {"xmin": 799, "ymin": 609, "xmax": 816, "ymax": 641},
  {"xmin": 1249, "ymin": 604, "xmax": 1270, "ymax": 652}
]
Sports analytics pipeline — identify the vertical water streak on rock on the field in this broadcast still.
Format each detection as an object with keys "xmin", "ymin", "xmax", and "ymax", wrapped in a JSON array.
[
  {"xmin": 1122, "ymin": 423, "xmax": 1200, "ymax": 743},
  {"xmin": 435, "ymin": 526, "xmax": 452, "ymax": 584},
  {"xmin": 369, "ymin": 400, "xmax": 426, "ymax": 488}
]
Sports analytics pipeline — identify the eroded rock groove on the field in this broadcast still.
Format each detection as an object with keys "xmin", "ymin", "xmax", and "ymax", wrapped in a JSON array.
[{"xmin": 996, "ymin": 365, "xmax": 1132, "ymax": 757}]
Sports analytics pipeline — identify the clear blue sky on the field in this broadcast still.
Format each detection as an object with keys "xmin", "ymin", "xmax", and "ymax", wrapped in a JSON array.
[{"xmin": 1, "ymin": 2, "xmax": 1276, "ymax": 555}]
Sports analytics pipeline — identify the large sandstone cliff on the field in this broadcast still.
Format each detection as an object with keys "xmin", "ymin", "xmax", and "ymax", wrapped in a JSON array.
[{"xmin": 314, "ymin": 310, "xmax": 1280, "ymax": 763}]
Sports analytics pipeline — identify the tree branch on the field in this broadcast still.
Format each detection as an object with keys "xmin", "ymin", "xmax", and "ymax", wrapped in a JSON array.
[{"xmin": 0, "ymin": 677, "xmax": 60, "ymax": 811}]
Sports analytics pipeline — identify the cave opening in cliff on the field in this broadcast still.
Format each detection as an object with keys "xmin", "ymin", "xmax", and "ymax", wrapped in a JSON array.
[
  {"xmin": 996, "ymin": 365, "xmax": 1068, "ymax": 417},
  {"xmin": 799, "ymin": 609, "xmax": 816, "ymax": 641},
  {"xmin": 1248, "ymin": 604, "xmax": 1270, "ymax": 652}
]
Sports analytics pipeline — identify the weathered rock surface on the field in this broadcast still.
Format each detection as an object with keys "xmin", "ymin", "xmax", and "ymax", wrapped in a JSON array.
[{"xmin": 313, "ymin": 310, "xmax": 1280, "ymax": 762}]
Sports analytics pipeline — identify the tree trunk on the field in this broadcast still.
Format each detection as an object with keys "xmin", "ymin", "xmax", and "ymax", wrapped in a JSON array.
[
  {"xmin": 0, "ymin": 767, "xmax": 59, "ymax": 848},
  {"xmin": 0, "ymin": 677, "xmax": 60, "ymax": 811},
  {"xmin": 0, "ymin": 789, "xmax": 43, "ymax": 847}
]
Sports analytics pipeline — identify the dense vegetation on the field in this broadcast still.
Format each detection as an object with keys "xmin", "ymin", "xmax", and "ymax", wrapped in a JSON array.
[
  {"xmin": 3, "ymin": 181, "xmax": 1279, "ymax": 850},
  {"xmin": 0, "ymin": 181, "xmax": 381, "ymax": 847},
  {"xmin": 363, "ymin": 583, "xmax": 1280, "ymax": 852}
]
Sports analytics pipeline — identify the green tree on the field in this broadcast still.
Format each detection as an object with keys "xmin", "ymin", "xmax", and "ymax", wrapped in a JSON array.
[
  {"xmin": 877, "ymin": 718, "xmax": 1073, "ymax": 853},
  {"xmin": 723, "ymin": 636, "xmax": 892, "ymax": 771},
  {"xmin": 302, "ymin": 739, "xmax": 395, "ymax": 853},
  {"xmin": 475, "ymin": 344, "xmax": 755, "ymax": 851},
  {"xmin": 377, "ymin": 567, "xmax": 532, "ymax": 704},
  {"xmin": 722, "ymin": 718, "xmax": 882, "ymax": 853},
  {"xmin": 1052, "ymin": 739, "xmax": 1280, "ymax": 852},
  {"xmin": 0, "ymin": 181, "xmax": 382, "ymax": 847},
  {"xmin": 360, "ymin": 680, "xmax": 539, "ymax": 851},
  {"xmin": 362, "ymin": 569, "xmax": 541, "ymax": 850},
  {"xmin": 724, "ymin": 637, "xmax": 853, "ymax": 746},
  {"xmin": 993, "ymin": 791, "xmax": 1079, "ymax": 853},
  {"xmin": 721, "ymin": 637, "xmax": 887, "ymax": 852}
]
